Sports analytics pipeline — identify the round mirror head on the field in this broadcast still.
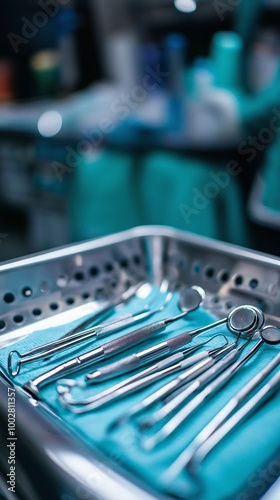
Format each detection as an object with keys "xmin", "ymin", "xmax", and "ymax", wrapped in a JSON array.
[
  {"xmin": 261, "ymin": 326, "xmax": 280, "ymax": 345},
  {"xmin": 228, "ymin": 305, "xmax": 262, "ymax": 336},
  {"xmin": 180, "ymin": 286, "xmax": 205, "ymax": 313}
]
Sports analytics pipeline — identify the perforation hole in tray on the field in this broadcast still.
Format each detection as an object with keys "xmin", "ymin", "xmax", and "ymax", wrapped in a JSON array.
[
  {"xmin": 249, "ymin": 278, "xmax": 259, "ymax": 289},
  {"xmin": 0, "ymin": 233, "xmax": 279, "ymax": 347},
  {"xmin": 4, "ymin": 260, "xmax": 115, "ymax": 312},
  {"xmin": 65, "ymin": 298, "xmax": 75, "ymax": 306},
  {"xmin": 49, "ymin": 303, "xmax": 59, "ymax": 311},
  {"xmin": 176, "ymin": 258, "xmax": 188, "ymax": 270},
  {"xmin": 192, "ymin": 262, "xmax": 202, "ymax": 275},
  {"xmin": 212, "ymin": 295, "xmax": 220, "ymax": 304},
  {"xmin": 234, "ymin": 274, "xmax": 243, "ymax": 286},
  {"xmin": 119, "ymin": 258, "xmax": 129, "ymax": 269},
  {"xmin": 226, "ymin": 300, "xmax": 234, "ymax": 309},
  {"xmin": 204, "ymin": 266, "xmax": 215, "ymax": 279},
  {"xmin": 164, "ymin": 250, "xmax": 280, "ymax": 318},
  {"xmin": 0, "ymin": 320, "xmax": 6, "ymax": 331},
  {"xmin": 3, "ymin": 292, "xmax": 15, "ymax": 304},
  {"xmin": 22, "ymin": 287, "xmax": 32, "ymax": 297},
  {"xmin": 0, "ymin": 247, "xmax": 144, "ymax": 339},
  {"xmin": 133, "ymin": 255, "xmax": 141, "ymax": 265},
  {"xmin": 104, "ymin": 262, "xmax": 114, "ymax": 273},
  {"xmin": 218, "ymin": 270, "xmax": 230, "ymax": 283},
  {"xmin": 32, "ymin": 308, "xmax": 42, "ymax": 317},
  {"xmin": 13, "ymin": 314, "xmax": 24, "ymax": 325},
  {"xmin": 89, "ymin": 266, "xmax": 99, "ymax": 277},
  {"xmin": 74, "ymin": 271, "xmax": 85, "ymax": 282}
]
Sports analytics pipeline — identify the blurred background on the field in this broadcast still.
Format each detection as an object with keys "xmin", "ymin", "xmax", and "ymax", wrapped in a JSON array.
[{"xmin": 1, "ymin": 0, "xmax": 280, "ymax": 261}]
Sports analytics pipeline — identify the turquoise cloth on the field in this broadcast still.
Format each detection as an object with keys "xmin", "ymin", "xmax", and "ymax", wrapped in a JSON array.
[
  {"xmin": 68, "ymin": 150, "xmax": 248, "ymax": 247},
  {"xmin": 0, "ymin": 290, "xmax": 279, "ymax": 500}
]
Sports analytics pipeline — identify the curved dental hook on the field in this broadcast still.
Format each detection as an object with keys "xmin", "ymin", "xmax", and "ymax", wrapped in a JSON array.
[
  {"xmin": 195, "ymin": 334, "xmax": 229, "ymax": 357},
  {"xmin": 138, "ymin": 334, "xmax": 250, "ymax": 432},
  {"xmin": 91, "ymin": 306, "xmax": 263, "ymax": 383},
  {"xmin": 103, "ymin": 312, "xmax": 264, "ymax": 431},
  {"xmin": 159, "ymin": 333, "xmax": 250, "ymax": 408},
  {"xmin": 56, "ymin": 334, "xmax": 229, "ymax": 413},
  {"xmin": 141, "ymin": 334, "xmax": 264, "ymax": 451},
  {"xmin": 102, "ymin": 311, "xmax": 264, "ymax": 433},
  {"xmin": 86, "ymin": 332, "xmax": 229, "ymax": 386},
  {"xmin": 21, "ymin": 287, "xmax": 206, "ymax": 398}
]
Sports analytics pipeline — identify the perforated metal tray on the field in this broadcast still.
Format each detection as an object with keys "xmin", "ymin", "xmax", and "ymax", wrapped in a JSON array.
[{"xmin": 0, "ymin": 226, "xmax": 280, "ymax": 500}]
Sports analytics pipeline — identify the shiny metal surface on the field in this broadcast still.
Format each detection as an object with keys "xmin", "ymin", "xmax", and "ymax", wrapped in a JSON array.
[
  {"xmin": 0, "ymin": 225, "xmax": 280, "ymax": 499},
  {"xmin": 0, "ymin": 371, "xmax": 162, "ymax": 500},
  {"xmin": 1, "ymin": 225, "xmax": 280, "ymax": 350}
]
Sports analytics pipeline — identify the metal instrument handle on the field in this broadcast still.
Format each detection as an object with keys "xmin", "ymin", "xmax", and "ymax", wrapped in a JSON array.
[
  {"xmin": 192, "ymin": 370, "xmax": 280, "ymax": 470},
  {"xmin": 102, "ymin": 320, "xmax": 167, "ymax": 356}
]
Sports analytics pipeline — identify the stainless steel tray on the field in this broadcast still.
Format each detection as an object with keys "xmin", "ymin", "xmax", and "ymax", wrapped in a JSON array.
[{"xmin": 0, "ymin": 225, "xmax": 280, "ymax": 500}]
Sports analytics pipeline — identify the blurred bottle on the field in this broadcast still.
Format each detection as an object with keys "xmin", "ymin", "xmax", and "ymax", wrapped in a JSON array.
[
  {"xmin": 30, "ymin": 50, "xmax": 60, "ymax": 98},
  {"xmin": 190, "ymin": 57, "xmax": 214, "ymax": 97},
  {"xmin": 247, "ymin": 29, "xmax": 280, "ymax": 93},
  {"xmin": 188, "ymin": 32, "xmax": 244, "ymax": 147},
  {"xmin": 162, "ymin": 33, "xmax": 188, "ymax": 133},
  {"xmin": 211, "ymin": 31, "xmax": 243, "ymax": 92},
  {"xmin": 0, "ymin": 60, "xmax": 15, "ymax": 102},
  {"xmin": 57, "ymin": 2, "xmax": 81, "ymax": 94}
]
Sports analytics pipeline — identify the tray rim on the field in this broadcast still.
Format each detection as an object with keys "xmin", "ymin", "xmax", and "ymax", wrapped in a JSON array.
[
  {"xmin": 0, "ymin": 225, "xmax": 280, "ymax": 500},
  {"xmin": 1, "ymin": 225, "xmax": 280, "ymax": 272}
]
